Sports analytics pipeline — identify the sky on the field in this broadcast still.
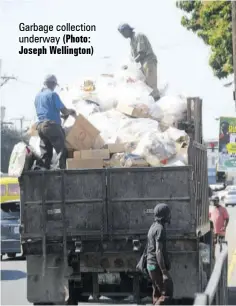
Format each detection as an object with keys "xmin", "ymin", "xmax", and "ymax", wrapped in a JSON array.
[{"xmin": 0, "ymin": 0, "xmax": 235, "ymax": 139}]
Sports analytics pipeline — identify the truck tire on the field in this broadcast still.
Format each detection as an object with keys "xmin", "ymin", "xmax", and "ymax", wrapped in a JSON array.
[
  {"xmin": 68, "ymin": 280, "xmax": 90, "ymax": 304},
  {"xmin": 66, "ymin": 294, "xmax": 89, "ymax": 304},
  {"xmin": 33, "ymin": 303, "xmax": 56, "ymax": 305},
  {"xmin": 112, "ymin": 296, "xmax": 125, "ymax": 301}
]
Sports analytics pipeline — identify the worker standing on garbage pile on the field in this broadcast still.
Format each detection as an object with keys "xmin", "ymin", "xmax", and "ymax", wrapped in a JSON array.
[
  {"xmin": 118, "ymin": 23, "xmax": 160, "ymax": 101},
  {"xmin": 34, "ymin": 75, "xmax": 76, "ymax": 170},
  {"xmin": 146, "ymin": 203, "xmax": 173, "ymax": 305},
  {"xmin": 209, "ymin": 196, "xmax": 229, "ymax": 244}
]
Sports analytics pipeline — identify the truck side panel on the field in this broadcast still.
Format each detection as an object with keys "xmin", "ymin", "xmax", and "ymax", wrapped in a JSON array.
[{"xmin": 189, "ymin": 141, "xmax": 209, "ymax": 235}]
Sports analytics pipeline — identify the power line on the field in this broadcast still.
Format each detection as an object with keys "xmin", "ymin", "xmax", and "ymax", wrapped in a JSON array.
[{"xmin": 0, "ymin": 75, "xmax": 18, "ymax": 88}]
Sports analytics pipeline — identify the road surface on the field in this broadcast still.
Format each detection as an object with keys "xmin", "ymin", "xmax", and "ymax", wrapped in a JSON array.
[{"xmin": 1, "ymin": 207, "xmax": 236, "ymax": 305}]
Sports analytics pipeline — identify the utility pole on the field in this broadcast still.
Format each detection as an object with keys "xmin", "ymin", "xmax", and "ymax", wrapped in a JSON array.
[
  {"xmin": 232, "ymin": 1, "xmax": 236, "ymax": 108},
  {"xmin": 11, "ymin": 116, "xmax": 31, "ymax": 136},
  {"xmin": 0, "ymin": 59, "xmax": 17, "ymax": 88}
]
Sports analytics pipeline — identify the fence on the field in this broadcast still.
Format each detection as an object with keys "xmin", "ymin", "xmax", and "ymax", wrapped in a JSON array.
[{"xmin": 194, "ymin": 242, "xmax": 228, "ymax": 305}]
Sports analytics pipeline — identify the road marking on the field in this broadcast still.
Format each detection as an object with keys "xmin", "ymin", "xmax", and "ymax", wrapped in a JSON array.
[{"xmin": 228, "ymin": 250, "xmax": 236, "ymax": 284}]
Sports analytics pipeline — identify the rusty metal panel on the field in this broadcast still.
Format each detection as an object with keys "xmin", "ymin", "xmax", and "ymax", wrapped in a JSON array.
[
  {"xmin": 185, "ymin": 97, "xmax": 203, "ymax": 143},
  {"xmin": 20, "ymin": 169, "xmax": 107, "ymax": 240},
  {"xmin": 106, "ymin": 167, "xmax": 196, "ymax": 237},
  {"xmin": 188, "ymin": 141, "xmax": 209, "ymax": 235},
  {"xmin": 169, "ymin": 251, "xmax": 200, "ymax": 298}
]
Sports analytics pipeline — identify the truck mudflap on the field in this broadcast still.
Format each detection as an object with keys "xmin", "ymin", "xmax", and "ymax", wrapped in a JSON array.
[
  {"xmin": 27, "ymin": 254, "xmax": 72, "ymax": 304},
  {"xmin": 194, "ymin": 242, "xmax": 228, "ymax": 305}
]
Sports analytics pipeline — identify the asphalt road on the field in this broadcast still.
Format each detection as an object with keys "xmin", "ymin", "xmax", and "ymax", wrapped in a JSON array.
[{"xmin": 1, "ymin": 207, "xmax": 236, "ymax": 305}]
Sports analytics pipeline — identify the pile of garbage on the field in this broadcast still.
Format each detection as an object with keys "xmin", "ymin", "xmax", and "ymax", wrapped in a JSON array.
[{"xmin": 29, "ymin": 60, "xmax": 189, "ymax": 169}]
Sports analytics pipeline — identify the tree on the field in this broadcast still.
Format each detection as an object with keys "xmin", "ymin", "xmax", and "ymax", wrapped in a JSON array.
[
  {"xmin": 176, "ymin": 1, "xmax": 233, "ymax": 79},
  {"xmin": 1, "ymin": 125, "xmax": 22, "ymax": 173}
]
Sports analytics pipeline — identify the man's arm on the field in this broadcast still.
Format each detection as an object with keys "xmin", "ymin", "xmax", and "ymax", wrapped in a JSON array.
[
  {"xmin": 135, "ymin": 34, "xmax": 147, "ymax": 63},
  {"xmin": 52, "ymin": 92, "xmax": 76, "ymax": 118},
  {"xmin": 208, "ymin": 186, "xmax": 213, "ymax": 197},
  {"xmin": 224, "ymin": 218, "xmax": 229, "ymax": 229},
  {"xmin": 156, "ymin": 242, "xmax": 168, "ymax": 273},
  {"xmin": 223, "ymin": 208, "xmax": 229, "ymax": 230}
]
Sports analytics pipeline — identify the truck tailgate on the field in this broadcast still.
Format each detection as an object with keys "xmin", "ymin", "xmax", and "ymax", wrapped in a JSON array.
[
  {"xmin": 20, "ymin": 169, "xmax": 106, "ymax": 240},
  {"xmin": 107, "ymin": 167, "xmax": 195, "ymax": 237}
]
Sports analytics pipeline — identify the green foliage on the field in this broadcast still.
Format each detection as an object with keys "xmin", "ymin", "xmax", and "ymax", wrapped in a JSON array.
[{"xmin": 176, "ymin": 1, "xmax": 233, "ymax": 79}]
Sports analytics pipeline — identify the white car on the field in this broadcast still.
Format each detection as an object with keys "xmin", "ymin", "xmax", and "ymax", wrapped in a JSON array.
[
  {"xmin": 223, "ymin": 190, "xmax": 236, "ymax": 207},
  {"xmin": 225, "ymin": 185, "xmax": 236, "ymax": 191}
]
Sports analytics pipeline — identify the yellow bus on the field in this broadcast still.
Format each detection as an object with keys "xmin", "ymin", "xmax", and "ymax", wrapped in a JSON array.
[{"xmin": 0, "ymin": 176, "xmax": 20, "ymax": 203}]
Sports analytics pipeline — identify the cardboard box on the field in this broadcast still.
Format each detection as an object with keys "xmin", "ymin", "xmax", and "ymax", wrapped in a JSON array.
[
  {"xmin": 66, "ymin": 158, "xmax": 103, "ymax": 169},
  {"xmin": 66, "ymin": 114, "xmax": 100, "ymax": 151},
  {"xmin": 117, "ymin": 103, "xmax": 149, "ymax": 118},
  {"xmin": 125, "ymin": 158, "xmax": 149, "ymax": 167},
  {"xmin": 105, "ymin": 143, "xmax": 125, "ymax": 154},
  {"xmin": 73, "ymin": 151, "xmax": 81, "ymax": 159},
  {"xmin": 81, "ymin": 149, "xmax": 110, "ymax": 160},
  {"xmin": 67, "ymin": 149, "xmax": 74, "ymax": 159},
  {"xmin": 103, "ymin": 159, "xmax": 111, "ymax": 167},
  {"xmin": 93, "ymin": 134, "xmax": 105, "ymax": 149}
]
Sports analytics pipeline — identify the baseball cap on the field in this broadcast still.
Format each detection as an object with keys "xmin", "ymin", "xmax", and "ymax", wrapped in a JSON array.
[
  {"xmin": 44, "ymin": 74, "xmax": 58, "ymax": 86},
  {"xmin": 118, "ymin": 23, "xmax": 134, "ymax": 32}
]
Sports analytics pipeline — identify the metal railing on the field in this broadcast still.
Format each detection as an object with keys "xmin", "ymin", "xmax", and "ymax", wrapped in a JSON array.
[{"xmin": 194, "ymin": 242, "xmax": 228, "ymax": 305}]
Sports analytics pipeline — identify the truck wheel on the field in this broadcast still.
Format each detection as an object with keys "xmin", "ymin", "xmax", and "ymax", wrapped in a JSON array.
[
  {"xmin": 33, "ymin": 303, "xmax": 55, "ymax": 305},
  {"xmin": 66, "ymin": 295, "xmax": 89, "ymax": 304},
  {"xmin": 7, "ymin": 253, "xmax": 16, "ymax": 259},
  {"xmin": 68, "ymin": 280, "xmax": 90, "ymax": 304},
  {"xmin": 112, "ymin": 296, "xmax": 125, "ymax": 301}
]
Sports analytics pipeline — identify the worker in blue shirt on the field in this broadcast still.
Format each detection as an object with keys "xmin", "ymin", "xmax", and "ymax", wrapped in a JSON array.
[{"xmin": 35, "ymin": 75, "xmax": 76, "ymax": 169}]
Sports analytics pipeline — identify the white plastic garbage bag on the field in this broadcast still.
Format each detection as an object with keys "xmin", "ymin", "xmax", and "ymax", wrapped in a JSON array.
[
  {"xmin": 164, "ymin": 127, "xmax": 188, "ymax": 142},
  {"xmin": 158, "ymin": 95, "xmax": 187, "ymax": 126},
  {"xmin": 115, "ymin": 81, "xmax": 154, "ymax": 114},
  {"xmin": 88, "ymin": 110, "xmax": 128, "ymax": 144},
  {"xmin": 8, "ymin": 142, "xmax": 28, "ymax": 177},
  {"xmin": 8, "ymin": 142, "xmax": 39, "ymax": 177},
  {"xmin": 29, "ymin": 136, "xmax": 58, "ymax": 168},
  {"xmin": 133, "ymin": 131, "xmax": 177, "ymax": 166},
  {"xmin": 95, "ymin": 75, "xmax": 118, "ymax": 111},
  {"xmin": 63, "ymin": 100, "xmax": 100, "ymax": 129},
  {"xmin": 116, "ymin": 60, "xmax": 145, "ymax": 83},
  {"xmin": 116, "ymin": 118, "xmax": 160, "ymax": 144},
  {"xmin": 149, "ymin": 103, "xmax": 164, "ymax": 121}
]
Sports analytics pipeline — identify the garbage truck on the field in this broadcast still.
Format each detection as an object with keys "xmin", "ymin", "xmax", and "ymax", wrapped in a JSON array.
[{"xmin": 18, "ymin": 97, "xmax": 224, "ymax": 304}]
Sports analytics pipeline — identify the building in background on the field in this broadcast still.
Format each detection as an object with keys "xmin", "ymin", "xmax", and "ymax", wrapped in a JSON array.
[{"xmin": 205, "ymin": 139, "xmax": 218, "ymax": 184}]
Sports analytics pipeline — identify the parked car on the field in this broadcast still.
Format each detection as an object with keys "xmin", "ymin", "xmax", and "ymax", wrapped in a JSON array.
[
  {"xmin": 225, "ymin": 185, "xmax": 236, "ymax": 191},
  {"xmin": 223, "ymin": 190, "xmax": 236, "ymax": 207},
  {"xmin": 1, "ymin": 200, "xmax": 21, "ymax": 259}
]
